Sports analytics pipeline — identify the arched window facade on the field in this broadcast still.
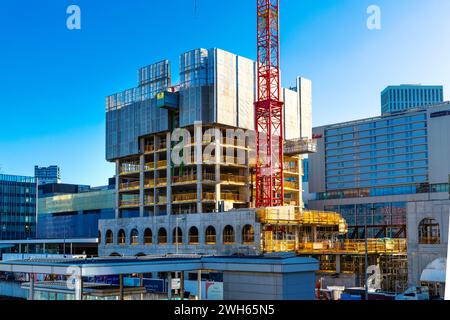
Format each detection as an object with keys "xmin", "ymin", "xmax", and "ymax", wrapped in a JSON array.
[
  {"xmin": 158, "ymin": 228, "xmax": 167, "ymax": 244},
  {"xmin": 189, "ymin": 227, "xmax": 199, "ymax": 244},
  {"xmin": 419, "ymin": 218, "xmax": 440, "ymax": 244},
  {"xmin": 223, "ymin": 225, "xmax": 235, "ymax": 244},
  {"xmin": 105, "ymin": 230, "xmax": 113, "ymax": 245},
  {"xmin": 173, "ymin": 227, "xmax": 183, "ymax": 244},
  {"xmin": 144, "ymin": 228, "xmax": 153, "ymax": 245},
  {"xmin": 118, "ymin": 229, "xmax": 126, "ymax": 245},
  {"xmin": 242, "ymin": 224, "xmax": 255, "ymax": 244},
  {"xmin": 205, "ymin": 226, "xmax": 216, "ymax": 245},
  {"xmin": 130, "ymin": 229, "xmax": 139, "ymax": 245}
]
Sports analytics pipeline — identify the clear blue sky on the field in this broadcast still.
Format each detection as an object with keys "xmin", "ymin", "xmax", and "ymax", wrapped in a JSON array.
[{"xmin": 0, "ymin": 0, "xmax": 449, "ymax": 186}]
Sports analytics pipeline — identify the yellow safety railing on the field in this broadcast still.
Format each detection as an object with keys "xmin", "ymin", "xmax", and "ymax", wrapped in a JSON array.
[
  {"xmin": 119, "ymin": 181, "xmax": 140, "ymax": 191},
  {"xmin": 284, "ymin": 181, "xmax": 299, "ymax": 190},
  {"xmin": 144, "ymin": 145, "xmax": 155, "ymax": 153},
  {"xmin": 157, "ymin": 160, "xmax": 168, "ymax": 169},
  {"xmin": 156, "ymin": 178, "xmax": 167, "ymax": 186},
  {"xmin": 220, "ymin": 174, "xmax": 246, "ymax": 184},
  {"xmin": 120, "ymin": 199, "xmax": 140, "ymax": 208},
  {"xmin": 145, "ymin": 162, "xmax": 154, "ymax": 171}
]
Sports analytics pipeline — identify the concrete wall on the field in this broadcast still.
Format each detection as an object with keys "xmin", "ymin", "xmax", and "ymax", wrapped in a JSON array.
[
  {"xmin": 407, "ymin": 200, "xmax": 450, "ymax": 286},
  {"xmin": 99, "ymin": 210, "xmax": 261, "ymax": 257}
]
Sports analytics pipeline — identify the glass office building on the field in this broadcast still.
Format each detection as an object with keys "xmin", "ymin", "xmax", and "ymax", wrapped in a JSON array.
[
  {"xmin": 381, "ymin": 85, "xmax": 443, "ymax": 115},
  {"xmin": 309, "ymin": 101, "xmax": 450, "ymax": 239},
  {"xmin": 0, "ymin": 174, "xmax": 37, "ymax": 240},
  {"xmin": 34, "ymin": 165, "xmax": 61, "ymax": 185}
]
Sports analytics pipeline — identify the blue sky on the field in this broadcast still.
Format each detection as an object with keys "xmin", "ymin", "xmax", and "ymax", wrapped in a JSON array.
[{"xmin": 0, "ymin": 0, "xmax": 449, "ymax": 186}]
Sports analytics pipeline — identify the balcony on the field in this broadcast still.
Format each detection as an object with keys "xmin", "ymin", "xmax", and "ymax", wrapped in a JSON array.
[
  {"xmin": 220, "ymin": 174, "xmax": 246, "ymax": 184},
  {"xmin": 120, "ymin": 199, "xmax": 140, "ymax": 208},
  {"xmin": 119, "ymin": 181, "xmax": 140, "ymax": 191}
]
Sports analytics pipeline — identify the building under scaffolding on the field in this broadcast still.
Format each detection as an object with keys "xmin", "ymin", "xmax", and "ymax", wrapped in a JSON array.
[{"xmin": 100, "ymin": 48, "xmax": 408, "ymax": 293}]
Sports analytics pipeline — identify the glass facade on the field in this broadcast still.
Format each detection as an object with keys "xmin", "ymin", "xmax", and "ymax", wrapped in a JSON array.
[
  {"xmin": 37, "ymin": 189, "xmax": 115, "ymax": 239},
  {"xmin": 381, "ymin": 85, "xmax": 443, "ymax": 115},
  {"xmin": 0, "ymin": 174, "xmax": 37, "ymax": 240}
]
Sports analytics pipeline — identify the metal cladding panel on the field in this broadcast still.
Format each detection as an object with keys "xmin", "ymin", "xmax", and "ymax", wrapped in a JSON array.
[
  {"xmin": 106, "ymin": 99, "xmax": 168, "ymax": 161},
  {"xmin": 298, "ymin": 77, "xmax": 313, "ymax": 139},
  {"xmin": 237, "ymin": 56, "xmax": 256, "ymax": 130},
  {"xmin": 283, "ymin": 88, "xmax": 300, "ymax": 140},
  {"xmin": 215, "ymin": 49, "xmax": 238, "ymax": 127}
]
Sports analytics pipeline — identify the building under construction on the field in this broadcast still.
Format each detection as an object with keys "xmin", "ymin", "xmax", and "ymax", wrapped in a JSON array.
[{"xmin": 100, "ymin": 47, "xmax": 407, "ymax": 293}]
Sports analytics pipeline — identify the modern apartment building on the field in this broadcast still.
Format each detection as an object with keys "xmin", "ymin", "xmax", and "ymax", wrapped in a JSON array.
[
  {"xmin": 381, "ymin": 85, "xmax": 443, "ymax": 115},
  {"xmin": 34, "ymin": 166, "xmax": 61, "ymax": 185},
  {"xmin": 0, "ymin": 174, "xmax": 37, "ymax": 241}
]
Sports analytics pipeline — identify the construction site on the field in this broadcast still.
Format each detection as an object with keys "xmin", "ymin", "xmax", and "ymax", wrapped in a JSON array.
[{"xmin": 100, "ymin": 0, "xmax": 408, "ymax": 294}]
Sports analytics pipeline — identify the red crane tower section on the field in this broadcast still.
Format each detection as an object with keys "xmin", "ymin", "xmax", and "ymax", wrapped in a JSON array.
[{"xmin": 255, "ymin": 0, "xmax": 284, "ymax": 208}]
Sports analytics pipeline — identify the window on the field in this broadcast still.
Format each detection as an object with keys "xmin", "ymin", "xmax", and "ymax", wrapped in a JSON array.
[
  {"xmin": 144, "ymin": 228, "xmax": 153, "ymax": 245},
  {"xmin": 105, "ymin": 230, "xmax": 113, "ymax": 245},
  {"xmin": 118, "ymin": 229, "xmax": 126, "ymax": 245},
  {"xmin": 205, "ymin": 226, "xmax": 216, "ymax": 245},
  {"xmin": 130, "ymin": 229, "xmax": 139, "ymax": 245},
  {"xmin": 223, "ymin": 225, "xmax": 235, "ymax": 244},
  {"xmin": 189, "ymin": 227, "xmax": 199, "ymax": 244},
  {"xmin": 242, "ymin": 225, "xmax": 255, "ymax": 244},
  {"xmin": 418, "ymin": 218, "xmax": 440, "ymax": 244},
  {"xmin": 158, "ymin": 228, "xmax": 167, "ymax": 244},
  {"xmin": 173, "ymin": 227, "xmax": 183, "ymax": 244}
]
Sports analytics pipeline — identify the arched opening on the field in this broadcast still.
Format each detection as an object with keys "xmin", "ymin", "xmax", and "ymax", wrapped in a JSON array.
[
  {"xmin": 105, "ymin": 230, "xmax": 113, "ymax": 245},
  {"xmin": 189, "ymin": 227, "xmax": 199, "ymax": 244},
  {"xmin": 205, "ymin": 226, "xmax": 216, "ymax": 245},
  {"xmin": 144, "ymin": 228, "xmax": 153, "ymax": 245},
  {"xmin": 173, "ymin": 227, "xmax": 183, "ymax": 244},
  {"xmin": 223, "ymin": 225, "xmax": 235, "ymax": 244},
  {"xmin": 110, "ymin": 252, "xmax": 122, "ymax": 257},
  {"xmin": 242, "ymin": 224, "xmax": 255, "ymax": 244},
  {"xmin": 158, "ymin": 228, "xmax": 167, "ymax": 244},
  {"xmin": 118, "ymin": 229, "xmax": 126, "ymax": 245},
  {"xmin": 419, "ymin": 218, "xmax": 440, "ymax": 244},
  {"xmin": 130, "ymin": 229, "xmax": 139, "ymax": 245},
  {"xmin": 136, "ymin": 253, "xmax": 147, "ymax": 257}
]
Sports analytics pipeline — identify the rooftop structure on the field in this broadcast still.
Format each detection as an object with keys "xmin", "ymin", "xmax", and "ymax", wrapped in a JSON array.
[
  {"xmin": 381, "ymin": 85, "xmax": 443, "ymax": 115},
  {"xmin": 34, "ymin": 166, "xmax": 61, "ymax": 186}
]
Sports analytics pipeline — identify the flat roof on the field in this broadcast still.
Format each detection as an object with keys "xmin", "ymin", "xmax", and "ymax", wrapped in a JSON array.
[{"xmin": 0, "ymin": 255, "xmax": 318, "ymax": 276}]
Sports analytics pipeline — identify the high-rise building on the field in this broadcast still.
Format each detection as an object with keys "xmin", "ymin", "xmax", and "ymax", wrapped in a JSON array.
[
  {"xmin": 34, "ymin": 165, "xmax": 61, "ymax": 185},
  {"xmin": 381, "ymin": 85, "xmax": 443, "ymax": 115},
  {"xmin": 100, "ymin": 48, "xmax": 315, "ymax": 257},
  {"xmin": 308, "ymin": 101, "xmax": 450, "ymax": 240},
  {"xmin": 0, "ymin": 174, "xmax": 37, "ymax": 240}
]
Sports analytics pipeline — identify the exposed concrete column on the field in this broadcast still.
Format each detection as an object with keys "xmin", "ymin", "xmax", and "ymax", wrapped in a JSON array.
[
  {"xmin": 115, "ymin": 160, "xmax": 120, "ymax": 219},
  {"xmin": 336, "ymin": 255, "xmax": 341, "ymax": 273},
  {"xmin": 28, "ymin": 273, "xmax": 35, "ymax": 301},
  {"xmin": 215, "ymin": 128, "xmax": 221, "ymax": 212},
  {"xmin": 312, "ymin": 226, "xmax": 317, "ymax": 242},
  {"xmin": 140, "ymin": 273, "xmax": 144, "ymax": 301},
  {"xmin": 119, "ymin": 274, "xmax": 124, "ymax": 300},
  {"xmin": 167, "ymin": 272, "xmax": 172, "ymax": 300},
  {"xmin": 298, "ymin": 157, "xmax": 303, "ymax": 208},
  {"xmin": 195, "ymin": 122, "xmax": 203, "ymax": 214},
  {"xmin": 166, "ymin": 132, "xmax": 172, "ymax": 216},
  {"xmin": 197, "ymin": 270, "xmax": 202, "ymax": 300},
  {"xmin": 180, "ymin": 271, "xmax": 185, "ymax": 300},
  {"xmin": 154, "ymin": 136, "xmax": 160, "ymax": 216},
  {"xmin": 139, "ymin": 143, "xmax": 145, "ymax": 217}
]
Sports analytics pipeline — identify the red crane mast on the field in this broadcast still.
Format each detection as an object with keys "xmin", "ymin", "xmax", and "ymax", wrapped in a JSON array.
[{"xmin": 255, "ymin": 0, "xmax": 284, "ymax": 208}]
